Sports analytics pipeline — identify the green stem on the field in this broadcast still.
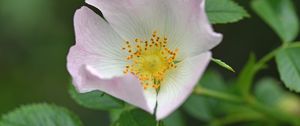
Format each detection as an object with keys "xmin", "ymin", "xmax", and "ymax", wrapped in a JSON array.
[
  {"xmin": 194, "ymin": 86, "xmax": 300, "ymax": 124},
  {"xmin": 256, "ymin": 42, "xmax": 300, "ymax": 70},
  {"xmin": 193, "ymin": 42, "xmax": 300, "ymax": 124},
  {"xmin": 194, "ymin": 87, "xmax": 300, "ymax": 125},
  {"xmin": 247, "ymin": 97, "xmax": 300, "ymax": 125},
  {"xmin": 239, "ymin": 42, "xmax": 298, "ymax": 97},
  {"xmin": 194, "ymin": 86, "xmax": 243, "ymax": 103},
  {"xmin": 156, "ymin": 121, "xmax": 163, "ymax": 126},
  {"xmin": 285, "ymin": 42, "xmax": 300, "ymax": 48},
  {"xmin": 210, "ymin": 112, "xmax": 267, "ymax": 126}
]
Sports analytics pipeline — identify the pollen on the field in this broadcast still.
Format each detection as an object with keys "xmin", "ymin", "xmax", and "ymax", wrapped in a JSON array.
[{"xmin": 122, "ymin": 31, "xmax": 179, "ymax": 90}]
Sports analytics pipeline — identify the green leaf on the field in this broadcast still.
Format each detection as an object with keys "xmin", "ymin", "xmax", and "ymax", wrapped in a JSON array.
[
  {"xmin": 163, "ymin": 111, "xmax": 186, "ymax": 126},
  {"xmin": 212, "ymin": 58, "xmax": 235, "ymax": 72},
  {"xmin": 183, "ymin": 95, "xmax": 214, "ymax": 121},
  {"xmin": 69, "ymin": 84, "xmax": 124, "ymax": 110},
  {"xmin": 200, "ymin": 70, "xmax": 228, "ymax": 91},
  {"xmin": 114, "ymin": 109, "xmax": 156, "ymax": 126},
  {"xmin": 206, "ymin": 0, "xmax": 250, "ymax": 24},
  {"xmin": 184, "ymin": 70, "xmax": 270, "ymax": 124},
  {"xmin": 109, "ymin": 109, "xmax": 124, "ymax": 123},
  {"xmin": 254, "ymin": 78, "xmax": 284, "ymax": 106},
  {"xmin": 254, "ymin": 78, "xmax": 300, "ymax": 115},
  {"xmin": 0, "ymin": 103, "xmax": 82, "ymax": 126},
  {"xmin": 275, "ymin": 47, "xmax": 300, "ymax": 92},
  {"xmin": 183, "ymin": 70, "xmax": 227, "ymax": 121},
  {"xmin": 209, "ymin": 111, "xmax": 265, "ymax": 126},
  {"xmin": 184, "ymin": 70, "xmax": 263, "ymax": 123},
  {"xmin": 251, "ymin": 0, "xmax": 299, "ymax": 43}
]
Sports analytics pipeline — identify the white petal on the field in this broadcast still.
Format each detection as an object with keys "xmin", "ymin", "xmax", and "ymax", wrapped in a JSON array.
[
  {"xmin": 160, "ymin": 0, "xmax": 222, "ymax": 58},
  {"xmin": 156, "ymin": 52, "xmax": 212, "ymax": 120},
  {"xmin": 86, "ymin": 0, "xmax": 163, "ymax": 40},
  {"xmin": 73, "ymin": 65, "xmax": 157, "ymax": 113},
  {"xmin": 86, "ymin": 0, "xmax": 222, "ymax": 58},
  {"xmin": 68, "ymin": 6, "xmax": 158, "ymax": 114},
  {"xmin": 70, "ymin": 6, "xmax": 127, "ymax": 79}
]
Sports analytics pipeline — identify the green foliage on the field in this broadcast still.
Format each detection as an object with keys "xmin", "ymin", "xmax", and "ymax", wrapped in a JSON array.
[
  {"xmin": 113, "ymin": 109, "xmax": 156, "ymax": 126},
  {"xmin": 183, "ymin": 70, "xmax": 227, "ymax": 121},
  {"xmin": 0, "ymin": 104, "xmax": 82, "ymax": 126},
  {"xmin": 109, "ymin": 109, "xmax": 124, "ymax": 123},
  {"xmin": 2, "ymin": 0, "xmax": 300, "ymax": 125},
  {"xmin": 254, "ymin": 78, "xmax": 284, "ymax": 106},
  {"xmin": 236, "ymin": 54, "xmax": 257, "ymax": 96},
  {"xmin": 69, "ymin": 84, "xmax": 124, "ymax": 110},
  {"xmin": 211, "ymin": 58, "xmax": 235, "ymax": 72},
  {"xmin": 206, "ymin": 0, "xmax": 250, "ymax": 24},
  {"xmin": 183, "ymin": 70, "xmax": 264, "ymax": 125},
  {"xmin": 251, "ymin": 0, "xmax": 299, "ymax": 43},
  {"xmin": 275, "ymin": 47, "xmax": 300, "ymax": 92},
  {"xmin": 209, "ymin": 109, "xmax": 264, "ymax": 126},
  {"xmin": 255, "ymin": 78, "xmax": 300, "ymax": 116},
  {"xmin": 183, "ymin": 95, "xmax": 214, "ymax": 121},
  {"xmin": 163, "ymin": 111, "xmax": 186, "ymax": 126}
]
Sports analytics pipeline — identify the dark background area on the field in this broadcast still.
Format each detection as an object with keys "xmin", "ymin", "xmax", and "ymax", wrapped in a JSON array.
[{"xmin": 0, "ymin": 0, "xmax": 299, "ymax": 125}]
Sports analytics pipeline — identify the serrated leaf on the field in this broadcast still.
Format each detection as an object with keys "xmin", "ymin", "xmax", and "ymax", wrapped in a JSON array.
[
  {"xmin": 69, "ymin": 84, "xmax": 124, "ymax": 110},
  {"xmin": 251, "ymin": 0, "xmax": 299, "ymax": 43},
  {"xmin": 275, "ymin": 47, "xmax": 300, "ymax": 92},
  {"xmin": 163, "ymin": 111, "xmax": 186, "ymax": 126},
  {"xmin": 212, "ymin": 58, "xmax": 235, "ymax": 72},
  {"xmin": 0, "ymin": 103, "xmax": 82, "ymax": 126},
  {"xmin": 114, "ymin": 109, "xmax": 156, "ymax": 126},
  {"xmin": 206, "ymin": 0, "xmax": 250, "ymax": 24}
]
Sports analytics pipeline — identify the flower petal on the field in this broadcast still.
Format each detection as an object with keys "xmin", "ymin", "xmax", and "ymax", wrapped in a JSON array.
[
  {"xmin": 156, "ymin": 52, "xmax": 212, "ymax": 120},
  {"xmin": 86, "ymin": 0, "xmax": 161, "ymax": 40},
  {"xmin": 70, "ymin": 6, "xmax": 127, "ymax": 79},
  {"xmin": 68, "ymin": 6, "xmax": 157, "ymax": 114},
  {"xmin": 73, "ymin": 65, "xmax": 157, "ymax": 113},
  {"xmin": 86, "ymin": 0, "xmax": 222, "ymax": 58},
  {"xmin": 168, "ymin": 0, "xmax": 222, "ymax": 58}
]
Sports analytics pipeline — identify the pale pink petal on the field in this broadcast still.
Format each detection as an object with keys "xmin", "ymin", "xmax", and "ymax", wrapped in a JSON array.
[
  {"xmin": 73, "ymin": 65, "xmax": 157, "ymax": 113},
  {"xmin": 171, "ymin": 0, "xmax": 222, "ymax": 58},
  {"xmin": 70, "ymin": 6, "xmax": 127, "ymax": 79},
  {"xmin": 86, "ymin": 0, "xmax": 162, "ymax": 41},
  {"xmin": 68, "ymin": 6, "xmax": 157, "ymax": 114},
  {"xmin": 85, "ymin": 0, "xmax": 222, "ymax": 58},
  {"xmin": 156, "ymin": 52, "xmax": 212, "ymax": 120}
]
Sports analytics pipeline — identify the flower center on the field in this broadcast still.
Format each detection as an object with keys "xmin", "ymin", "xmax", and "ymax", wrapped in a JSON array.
[{"xmin": 122, "ymin": 31, "xmax": 179, "ymax": 90}]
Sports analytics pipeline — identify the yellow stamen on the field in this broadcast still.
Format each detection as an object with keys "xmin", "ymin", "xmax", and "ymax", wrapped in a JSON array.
[{"xmin": 122, "ymin": 31, "xmax": 179, "ymax": 90}]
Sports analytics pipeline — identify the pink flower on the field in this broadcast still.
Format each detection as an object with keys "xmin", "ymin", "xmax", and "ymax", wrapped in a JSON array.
[{"xmin": 67, "ymin": 0, "xmax": 222, "ymax": 120}]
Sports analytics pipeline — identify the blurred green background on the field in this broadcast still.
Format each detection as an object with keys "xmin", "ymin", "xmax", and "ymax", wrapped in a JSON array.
[{"xmin": 0, "ymin": 0, "xmax": 299, "ymax": 125}]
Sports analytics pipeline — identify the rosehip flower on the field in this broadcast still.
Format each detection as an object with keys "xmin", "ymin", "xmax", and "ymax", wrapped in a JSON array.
[{"xmin": 67, "ymin": 0, "xmax": 222, "ymax": 120}]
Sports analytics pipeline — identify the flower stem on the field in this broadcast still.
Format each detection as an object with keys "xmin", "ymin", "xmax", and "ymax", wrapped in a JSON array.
[
  {"xmin": 210, "ymin": 112, "xmax": 267, "ymax": 126},
  {"xmin": 238, "ymin": 42, "xmax": 299, "ymax": 98},
  {"xmin": 284, "ymin": 41, "xmax": 300, "ymax": 48},
  {"xmin": 194, "ymin": 86, "xmax": 300, "ymax": 125},
  {"xmin": 255, "ymin": 41, "xmax": 300, "ymax": 70},
  {"xmin": 194, "ymin": 86, "xmax": 243, "ymax": 103},
  {"xmin": 192, "ymin": 42, "xmax": 300, "ymax": 124},
  {"xmin": 246, "ymin": 97, "xmax": 300, "ymax": 125},
  {"xmin": 254, "ymin": 47, "xmax": 281, "ymax": 70},
  {"xmin": 156, "ymin": 120, "xmax": 163, "ymax": 126}
]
